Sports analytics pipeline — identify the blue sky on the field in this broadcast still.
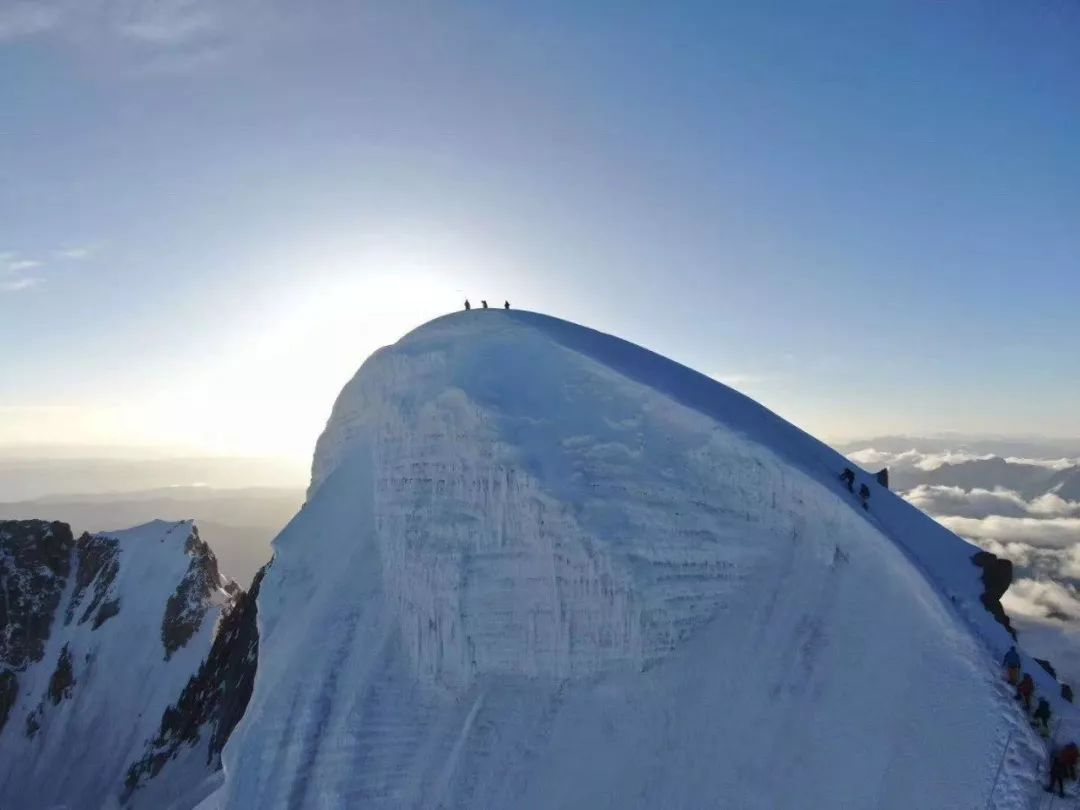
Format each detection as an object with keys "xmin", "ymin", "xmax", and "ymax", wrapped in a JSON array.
[{"xmin": 1, "ymin": 0, "xmax": 1078, "ymax": 463}]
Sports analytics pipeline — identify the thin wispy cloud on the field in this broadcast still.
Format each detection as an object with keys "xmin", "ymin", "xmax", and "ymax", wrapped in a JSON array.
[
  {"xmin": 0, "ymin": 1, "xmax": 278, "ymax": 74},
  {"xmin": 5, "ymin": 258, "xmax": 42, "ymax": 272},
  {"xmin": 54, "ymin": 244, "xmax": 98, "ymax": 261},
  {"xmin": 1, "ymin": 252, "xmax": 44, "ymax": 292},
  {"xmin": 112, "ymin": 2, "xmax": 220, "ymax": 46},
  {"xmin": 1, "ymin": 243, "xmax": 97, "ymax": 293},
  {"xmin": 0, "ymin": 277, "xmax": 43, "ymax": 293},
  {"xmin": 0, "ymin": 0, "xmax": 224, "ymax": 42},
  {"xmin": 2, "ymin": 252, "xmax": 42, "ymax": 271},
  {"xmin": 0, "ymin": 2, "xmax": 62, "ymax": 40}
]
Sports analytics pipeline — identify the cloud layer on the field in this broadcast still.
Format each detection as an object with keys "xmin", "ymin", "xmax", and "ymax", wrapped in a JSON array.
[
  {"xmin": 848, "ymin": 441, "xmax": 1080, "ymax": 683},
  {"xmin": 849, "ymin": 446, "xmax": 1080, "ymax": 472},
  {"xmin": 906, "ymin": 485, "xmax": 1080, "ymax": 522},
  {"xmin": 1004, "ymin": 578, "xmax": 1080, "ymax": 623}
]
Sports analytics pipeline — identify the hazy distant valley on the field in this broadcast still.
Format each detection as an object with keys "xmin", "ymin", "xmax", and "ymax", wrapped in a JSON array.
[{"xmin": 0, "ymin": 455, "xmax": 303, "ymax": 584}]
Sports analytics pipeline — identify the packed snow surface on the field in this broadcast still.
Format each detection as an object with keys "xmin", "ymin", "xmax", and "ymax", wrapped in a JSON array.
[{"xmin": 217, "ymin": 310, "xmax": 1059, "ymax": 809}]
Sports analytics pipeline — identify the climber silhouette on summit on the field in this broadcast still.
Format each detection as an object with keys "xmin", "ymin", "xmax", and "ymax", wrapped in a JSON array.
[
  {"xmin": 482, "ymin": 300, "xmax": 489, "ymax": 309},
  {"xmin": 464, "ymin": 299, "xmax": 471, "ymax": 311},
  {"xmin": 504, "ymin": 300, "xmax": 510, "ymax": 309}
]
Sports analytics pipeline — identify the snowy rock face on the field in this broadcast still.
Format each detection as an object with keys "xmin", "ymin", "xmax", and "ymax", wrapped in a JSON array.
[
  {"xmin": 218, "ymin": 311, "xmax": 1059, "ymax": 810},
  {"xmin": 125, "ymin": 562, "xmax": 265, "ymax": 804},
  {"xmin": 0, "ymin": 519, "xmax": 245, "ymax": 810},
  {"xmin": 67, "ymin": 531, "xmax": 121, "ymax": 629},
  {"xmin": 162, "ymin": 530, "xmax": 237, "ymax": 659}
]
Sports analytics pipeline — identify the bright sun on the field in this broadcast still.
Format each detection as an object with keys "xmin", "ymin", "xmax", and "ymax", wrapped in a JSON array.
[{"xmin": 139, "ymin": 241, "xmax": 492, "ymax": 461}]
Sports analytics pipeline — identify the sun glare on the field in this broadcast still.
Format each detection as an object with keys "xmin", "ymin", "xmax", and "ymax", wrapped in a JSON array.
[{"xmin": 139, "ymin": 245, "xmax": 479, "ymax": 461}]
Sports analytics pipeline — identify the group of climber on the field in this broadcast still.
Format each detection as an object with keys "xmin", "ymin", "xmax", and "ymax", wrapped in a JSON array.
[
  {"xmin": 1002, "ymin": 645, "xmax": 1078, "ymax": 798},
  {"xmin": 1005, "ymin": 646, "xmax": 1054, "ymax": 732},
  {"xmin": 839, "ymin": 466, "xmax": 874, "ymax": 510},
  {"xmin": 835, "ymin": 461, "xmax": 1080, "ymax": 799},
  {"xmin": 464, "ymin": 299, "xmax": 509, "ymax": 311}
]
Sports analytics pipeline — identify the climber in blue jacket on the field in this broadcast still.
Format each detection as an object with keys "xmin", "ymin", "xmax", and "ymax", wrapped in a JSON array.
[{"xmin": 1003, "ymin": 646, "xmax": 1021, "ymax": 685}]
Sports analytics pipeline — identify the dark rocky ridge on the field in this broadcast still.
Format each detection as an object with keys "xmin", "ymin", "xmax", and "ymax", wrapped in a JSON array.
[
  {"xmin": 0, "ymin": 521, "xmax": 74, "ymax": 667},
  {"xmin": 0, "ymin": 520, "xmax": 74, "ymax": 734},
  {"xmin": 124, "ymin": 562, "xmax": 267, "ymax": 802},
  {"xmin": 162, "ymin": 526, "xmax": 225, "ymax": 660},
  {"xmin": 971, "ymin": 550, "xmax": 1015, "ymax": 639}
]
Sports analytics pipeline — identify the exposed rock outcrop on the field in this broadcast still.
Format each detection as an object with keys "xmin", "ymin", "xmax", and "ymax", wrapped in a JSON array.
[
  {"xmin": 0, "ymin": 520, "xmax": 75, "ymax": 735},
  {"xmin": 971, "ymin": 550, "xmax": 1016, "ymax": 639},
  {"xmin": 47, "ymin": 644, "xmax": 75, "ymax": 705},
  {"xmin": 161, "ymin": 526, "xmax": 223, "ymax": 660},
  {"xmin": 0, "ymin": 671, "xmax": 16, "ymax": 735},
  {"xmin": 0, "ymin": 521, "xmax": 74, "ymax": 668},
  {"xmin": 1035, "ymin": 657, "xmax": 1057, "ymax": 679},
  {"xmin": 24, "ymin": 706, "xmax": 41, "ymax": 739},
  {"xmin": 66, "ymin": 532, "xmax": 121, "ymax": 628}
]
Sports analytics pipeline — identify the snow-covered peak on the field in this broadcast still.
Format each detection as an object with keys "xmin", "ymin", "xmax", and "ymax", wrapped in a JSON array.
[
  {"xmin": 216, "ymin": 310, "xmax": 1067, "ymax": 809},
  {"xmin": 311, "ymin": 310, "xmax": 1019, "ymax": 658},
  {"xmin": 69, "ymin": 520, "xmax": 234, "ymax": 651},
  {"xmin": 0, "ymin": 518, "xmax": 240, "ymax": 809}
]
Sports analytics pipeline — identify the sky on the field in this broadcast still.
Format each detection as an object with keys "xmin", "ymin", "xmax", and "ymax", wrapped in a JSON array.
[{"xmin": 1, "ymin": 0, "xmax": 1078, "ymax": 471}]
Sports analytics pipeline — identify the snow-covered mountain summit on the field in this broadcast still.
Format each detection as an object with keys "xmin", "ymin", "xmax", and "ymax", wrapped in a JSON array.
[{"xmin": 214, "ymin": 310, "xmax": 1065, "ymax": 808}]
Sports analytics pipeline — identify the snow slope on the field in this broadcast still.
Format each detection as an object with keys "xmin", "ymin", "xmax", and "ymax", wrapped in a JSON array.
[
  {"xmin": 217, "ymin": 310, "xmax": 1065, "ymax": 809},
  {"xmin": 0, "ymin": 519, "xmax": 235, "ymax": 810}
]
